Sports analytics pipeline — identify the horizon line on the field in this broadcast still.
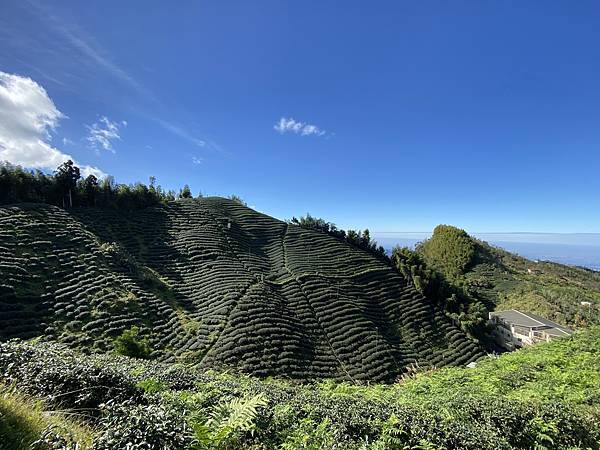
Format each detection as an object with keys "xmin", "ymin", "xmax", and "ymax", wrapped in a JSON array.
[{"xmin": 371, "ymin": 231, "xmax": 600, "ymax": 235}]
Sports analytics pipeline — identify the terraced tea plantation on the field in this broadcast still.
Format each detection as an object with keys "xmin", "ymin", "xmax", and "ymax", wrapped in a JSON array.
[{"xmin": 0, "ymin": 198, "xmax": 483, "ymax": 381}]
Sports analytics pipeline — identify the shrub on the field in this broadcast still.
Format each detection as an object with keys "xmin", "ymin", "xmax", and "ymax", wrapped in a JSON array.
[
  {"xmin": 113, "ymin": 326, "xmax": 152, "ymax": 359},
  {"xmin": 93, "ymin": 399, "xmax": 193, "ymax": 450}
]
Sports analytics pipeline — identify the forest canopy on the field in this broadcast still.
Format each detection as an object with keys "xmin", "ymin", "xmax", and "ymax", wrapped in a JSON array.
[{"xmin": 0, "ymin": 161, "xmax": 198, "ymax": 210}]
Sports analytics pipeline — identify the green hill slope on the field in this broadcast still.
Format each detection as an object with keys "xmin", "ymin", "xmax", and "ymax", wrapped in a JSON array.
[
  {"xmin": 396, "ymin": 225, "xmax": 600, "ymax": 331},
  {"xmin": 465, "ymin": 239, "xmax": 600, "ymax": 327},
  {"xmin": 0, "ymin": 198, "xmax": 483, "ymax": 381}
]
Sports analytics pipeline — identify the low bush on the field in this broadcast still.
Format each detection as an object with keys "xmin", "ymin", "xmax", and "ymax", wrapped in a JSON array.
[{"xmin": 113, "ymin": 326, "xmax": 152, "ymax": 359}]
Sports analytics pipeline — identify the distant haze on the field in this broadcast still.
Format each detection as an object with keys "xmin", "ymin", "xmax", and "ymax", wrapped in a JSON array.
[{"xmin": 373, "ymin": 232, "xmax": 600, "ymax": 271}]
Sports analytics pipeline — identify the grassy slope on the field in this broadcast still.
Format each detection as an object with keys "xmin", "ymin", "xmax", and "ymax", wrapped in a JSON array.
[
  {"xmin": 0, "ymin": 328, "xmax": 598, "ymax": 449},
  {"xmin": 461, "ymin": 239, "xmax": 600, "ymax": 328},
  {"xmin": 380, "ymin": 325, "xmax": 600, "ymax": 408},
  {"xmin": 0, "ymin": 384, "xmax": 92, "ymax": 450},
  {"xmin": 0, "ymin": 198, "xmax": 482, "ymax": 381}
]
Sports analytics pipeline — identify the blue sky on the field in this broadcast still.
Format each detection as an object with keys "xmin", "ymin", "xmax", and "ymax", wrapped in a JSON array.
[{"xmin": 1, "ymin": 1, "xmax": 599, "ymax": 233}]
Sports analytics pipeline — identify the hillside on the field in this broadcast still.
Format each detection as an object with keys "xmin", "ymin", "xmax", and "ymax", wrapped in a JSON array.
[
  {"xmin": 465, "ymin": 239, "xmax": 600, "ymax": 327},
  {"xmin": 0, "ymin": 198, "xmax": 483, "ymax": 381},
  {"xmin": 1, "ymin": 328, "xmax": 598, "ymax": 449},
  {"xmin": 395, "ymin": 225, "xmax": 600, "ymax": 332}
]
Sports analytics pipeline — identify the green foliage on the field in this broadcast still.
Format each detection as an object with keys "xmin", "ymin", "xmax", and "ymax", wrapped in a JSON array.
[
  {"xmin": 190, "ymin": 393, "xmax": 268, "ymax": 449},
  {"xmin": 0, "ymin": 387, "xmax": 41, "ymax": 450},
  {"xmin": 370, "ymin": 414, "xmax": 405, "ymax": 449},
  {"xmin": 113, "ymin": 326, "xmax": 152, "ymax": 359},
  {"xmin": 392, "ymin": 327, "xmax": 600, "ymax": 408},
  {"xmin": 136, "ymin": 378, "xmax": 167, "ymax": 395},
  {"xmin": 395, "ymin": 223, "xmax": 600, "ymax": 343},
  {"xmin": 456, "ymin": 237, "xmax": 600, "ymax": 329},
  {"xmin": 290, "ymin": 213, "xmax": 346, "ymax": 239},
  {"xmin": 290, "ymin": 213, "xmax": 388, "ymax": 260},
  {"xmin": 391, "ymin": 245, "xmax": 490, "ymax": 341},
  {"xmin": 0, "ymin": 384, "xmax": 92, "ymax": 450},
  {"xmin": 54, "ymin": 160, "xmax": 81, "ymax": 208},
  {"xmin": 392, "ymin": 246, "xmax": 439, "ymax": 296},
  {"xmin": 229, "ymin": 194, "xmax": 247, "ymax": 206},
  {"xmin": 0, "ymin": 161, "xmax": 180, "ymax": 209},
  {"xmin": 179, "ymin": 184, "xmax": 193, "ymax": 199},
  {"xmin": 526, "ymin": 416, "xmax": 558, "ymax": 450},
  {"xmin": 94, "ymin": 400, "xmax": 192, "ymax": 449},
  {"xmin": 280, "ymin": 417, "xmax": 340, "ymax": 449},
  {"xmin": 0, "ymin": 336, "xmax": 599, "ymax": 449},
  {"xmin": 417, "ymin": 225, "xmax": 475, "ymax": 280}
]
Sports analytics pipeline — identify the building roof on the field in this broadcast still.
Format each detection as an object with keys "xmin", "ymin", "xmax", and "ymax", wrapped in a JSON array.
[{"xmin": 490, "ymin": 309, "xmax": 572, "ymax": 334}]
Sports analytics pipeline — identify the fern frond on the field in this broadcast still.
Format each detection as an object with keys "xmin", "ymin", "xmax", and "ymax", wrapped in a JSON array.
[{"xmin": 207, "ymin": 393, "xmax": 268, "ymax": 442}]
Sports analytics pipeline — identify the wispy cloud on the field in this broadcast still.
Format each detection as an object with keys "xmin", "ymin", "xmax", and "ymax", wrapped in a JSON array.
[
  {"xmin": 86, "ymin": 116, "xmax": 125, "ymax": 153},
  {"xmin": 22, "ymin": 1, "xmax": 219, "ymax": 155},
  {"xmin": 24, "ymin": 0, "xmax": 147, "ymax": 96},
  {"xmin": 274, "ymin": 117, "xmax": 327, "ymax": 136},
  {"xmin": 0, "ymin": 71, "xmax": 105, "ymax": 178},
  {"xmin": 152, "ymin": 117, "xmax": 206, "ymax": 148},
  {"xmin": 192, "ymin": 156, "xmax": 203, "ymax": 165}
]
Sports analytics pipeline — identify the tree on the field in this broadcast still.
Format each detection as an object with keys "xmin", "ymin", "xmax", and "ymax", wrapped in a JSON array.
[
  {"xmin": 179, "ymin": 184, "xmax": 193, "ymax": 199},
  {"xmin": 0, "ymin": 163, "xmax": 200, "ymax": 210},
  {"xmin": 83, "ymin": 174, "xmax": 98, "ymax": 206},
  {"xmin": 54, "ymin": 160, "xmax": 80, "ymax": 208},
  {"xmin": 229, "ymin": 195, "xmax": 247, "ymax": 206},
  {"xmin": 290, "ymin": 214, "xmax": 387, "ymax": 260},
  {"xmin": 417, "ymin": 225, "xmax": 475, "ymax": 280}
]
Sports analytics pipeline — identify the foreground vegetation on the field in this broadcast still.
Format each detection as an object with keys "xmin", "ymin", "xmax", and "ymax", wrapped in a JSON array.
[
  {"xmin": 0, "ymin": 328, "xmax": 598, "ymax": 449},
  {"xmin": 0, "ymin": 384, "xmax": 93, "ymax": 450}
]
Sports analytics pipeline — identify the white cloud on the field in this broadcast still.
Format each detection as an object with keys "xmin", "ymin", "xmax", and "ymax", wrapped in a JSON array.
[
  {"xmin": 0, "ymin": 71, "xmax": 106, "ymax": 178},
  {"xmin": 192, "ymin": 156, "xmax": 203, "ymax": 165},
  {"xmin": 86, "ymin": 116, "xmax": 124, "ymax": 153},
  {"xmin": 79, "ymin": 165, "xmax": 106, "ymax": 179},
  {"xmin": 274, "ymin": 117, "xmax": 326, "ymax": 136}
]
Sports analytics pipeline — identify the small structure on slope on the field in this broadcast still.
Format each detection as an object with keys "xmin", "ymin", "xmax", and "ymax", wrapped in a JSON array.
[{"xmin": 489, "ymin": 309, "xmax": 572, "ymax": 350}]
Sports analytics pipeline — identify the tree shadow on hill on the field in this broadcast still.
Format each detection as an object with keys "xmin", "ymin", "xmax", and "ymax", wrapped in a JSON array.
[{"xmin": 71, "ymin": 204, "xmax": 195, "ymax": 313}]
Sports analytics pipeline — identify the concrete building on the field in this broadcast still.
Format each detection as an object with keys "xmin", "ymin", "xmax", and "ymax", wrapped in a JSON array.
[{"xmin": 489, "ymin": 309, "xmax": 572, "ymax": 350}]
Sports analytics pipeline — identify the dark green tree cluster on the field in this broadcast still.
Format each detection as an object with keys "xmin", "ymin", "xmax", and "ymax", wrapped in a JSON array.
[
  {"xmin": 417, "ymin": 224, "xmax": 476, "ymax": 280},
  {"xmin": 289, "ymin": 214, "xmax": 387, "ymax": 260},
  {"xmin": 0, "ymin": 161, "xmax": 187, "ymax": 210},
  {"xmin": 178, "ymin": 184, "xmax": 193, "ymax": 199},
  {"xmin": 392, "ymin": 231, "xmax": 489, "ymax": 341}
]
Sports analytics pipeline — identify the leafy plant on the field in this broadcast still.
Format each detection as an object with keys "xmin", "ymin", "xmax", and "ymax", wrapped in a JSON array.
[
  {"xmin": 136, "ymin": 378, "xmax": 166, "ymax": 395},
  {"xmin": 190, "ymin": 393, "xmax": 268, "ymax": 449},
  {"xmin": 280, "ymin": 417, "xmax": 339, "ymax": 450},
  {"xmin": 113, "ymin": 326, "xmax": 151, "ymax": 359},
  {"xmin": 370, "ymin": 414, "xmax": 406, "ymax": 449},
  {"xmin": 527, "ymin": 416, "xmax": 558, "ymax": 450}
]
